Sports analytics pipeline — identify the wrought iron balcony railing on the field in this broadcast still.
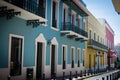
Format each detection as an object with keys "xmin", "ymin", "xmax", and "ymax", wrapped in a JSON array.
[
  {"xmin": 88, "ymin": 39, "xmax": 108, "ymax": 51},
  {"xmin": 4, "ymin": 0, "xmax": 45, "ymax": 18},
  {"xmin": 61, "ymin": 22, "xmax": 88, "ymax": 38}
]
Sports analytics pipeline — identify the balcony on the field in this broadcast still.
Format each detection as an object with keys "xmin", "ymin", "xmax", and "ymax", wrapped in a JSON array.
[
  {"xmin": 88, "ymin": 39, "xmax": 108, "ymax": 52},
  {"xmin": 62, "ymin": 0, "xmax": 88, "ymax": 16},
  {"xmin": 0, "ymin": 0, "xmax": 47, "ymax": 23},
  {"xmin": 61, "ymin": 22, "xmax": 88, "ymax": 41}
]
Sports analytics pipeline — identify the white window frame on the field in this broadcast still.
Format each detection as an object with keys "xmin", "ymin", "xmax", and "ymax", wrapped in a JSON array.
[
  {"xmin": 71, "ymin": 46, "xmax": 75, "ymax": 60},
  {"xmin": 94, "ymin": 31, "xmax": 96, "ymax": 41},
  {"xmin": 37, "ymin": 0, "xmax": 47, "ymax": 19},
  {"xmin": 8, "ymin": 34, "xmax": 24, "ymax": 75},
  {"xmin": 51, "ymin": 0, "xmax": 60, "ymax": 31},
  {"xmin": 108, "ymin": 40, "xmax": 109, "ymax": 48},
  {"xmin": 78, "ymin": 15, "xmax": 81, "ymax": 28},
  {"xmin": 50, "ymin": 37, "xmax": 58, "ymax": 73},
  {"xmin": 62, "ymin": 44, "xmax": 67, "ymax": 69},
  {"xmin": 110, "ymin": 41, "xmax": 111, "ymax": 49},
  {"xmin": 36, "ymin": 0, "xmax": 48, "ymax": 26},
  {"xmin": 98, "ymin": 35, "xmax": 99, "ymax": 42},
  {"xmin": 71, "ymin": 46, "xmax": 75, "ymax": 68},
  {"xmin": 35, "ymin": 33, "xmax": 46, "ymax": 76},
  {"xmin": 103, "ymin": 39, "xmax": 104, "ymax": 45},
  {"xmin": 82, "ymin": 49, "xmax": 85, "ymax": 66},
  {"xmin": 77, "ymin": 48, "xmax": 80, "ymax": 67},
  {"xmin": 89, "ymin": 28, "xmax": 92, "ymax": 39},
  {"xmin": 83, "ymin": 19, "xmax": 86, "ymax": 31},
  {"xmin": 101, "ymin": 37, "xmax": 102, "ymax": 43},
  {"xmin": 62, "ymin": 3, "xmax": 69, "ymax": 23},
  {"xmin": 71, "ymin": 10, "xmax": 76, "ymax": 25}
]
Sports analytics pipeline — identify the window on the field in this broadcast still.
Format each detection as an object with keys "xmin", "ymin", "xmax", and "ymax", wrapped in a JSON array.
[
  {"xmin": 105, "ymin": 39, "xmax": 107, "ymax": 46},
  {"xmin": 63, "ymin": 4, "xmax": 68, "ymax": 24},
  {"xmin": 89, "ymin": 54, "xmax": 91, "ymax": 69},
  {"xmin": 77, "ymin": 48, "xmax": 80, "ymax": 67},
  {"xmin": 50, "ymin": 37, "xmax": 58, "ymax": 77},
  {"xmin": 94, "ymin": 33, "xmax": 96, "ymax": 41},
  {"xmin": 63, "ymin": 8, "xmax": 66, "ymax": 24},
  {"xmin": 52, "ymin": 0, "xmax": 58, "ymax": 28},
  {"xmin": 107, "ymin": 40, "xmax": 108, "ymax": 47},
  {"xmin": 71, "ymin": 10, "xmax": 76, "ymax": 26},
  {"xmin": 36, "ymin": 42, "xmax": 43, "ymax": 78},
  {"xmin": 83, "ymin": 19, "xmax": 86, "ymax": 31},
  {"xmin": 78, "ymin": 15, "xmax": 81, "ymax": 28},
  {"xmin": 35, "ymin": 33, "xmax": 46, "ymax": 79},
  {"xmin": 78, "ymin": 18, "xmax": 80, "ymax": 28},
  {"xmin": 51, "ymin": 45, "xmax": 56, "ymax": 76},
  {"xmin": 94, "ymin": 54, "xmax": 96, "ymax": 68},
  {"xmin": 38, "ymin": 0, "xmax": 46, "ymax": 18},
  {"xmin": 89, "ymin": 30, "xmax": 92, "ymax": 39},
  {"xmin": 9, "ymin": 34, "xmax": 24, "ymax": 76},
  {"xmin": 103, "ymin": 39, "xmax": 104, "ymax": 45},
  {"xmin": 98, "ymin": 35, "xmax": 99, "ymax": 42},
  {"xmin": 101, "ymin": 37, "xmax": 102, "ymax": 43},
  {"xmin": 110, "ymin": 41, "xmax": 111, "ymax": 49},
  {"xmin": 71, "ymin": 47, "xmax": 75, "ymax": 68},
  {"xmin": 62, "ymin": 45, "xmax": 67, "ymax": 69},
  {"xmin": 71, "ymin": 14, "xmax": 75, "ymax": 25},
  {"xmin": 82, "ymin": 49, "xmax": 85, "ymax": 66}
]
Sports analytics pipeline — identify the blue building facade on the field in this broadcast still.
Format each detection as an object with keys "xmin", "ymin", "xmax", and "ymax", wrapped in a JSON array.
[{"xmin": 0, "ymin": 0, "xmax": 88, "ymax": 79}]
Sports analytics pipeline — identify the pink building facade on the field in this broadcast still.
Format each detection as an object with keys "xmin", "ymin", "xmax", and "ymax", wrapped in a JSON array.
[
  {"xmin": 98, "ymin": 19, "xmax": 115, "ymax": 68},
  {"xmin": 105, "ymin": 20, "xmax": 115, "ymax": 68}
]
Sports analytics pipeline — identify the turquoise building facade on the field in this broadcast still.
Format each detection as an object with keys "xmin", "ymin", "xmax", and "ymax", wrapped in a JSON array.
[{"xmin": 0, "ymin": 0, "xmax": 88, "ymax": 79}]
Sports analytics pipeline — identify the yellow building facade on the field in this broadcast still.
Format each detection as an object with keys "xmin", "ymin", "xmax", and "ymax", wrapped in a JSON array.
[{"xmin": 85, "ymin": 12, "xmax": 108, "ymax": 72}]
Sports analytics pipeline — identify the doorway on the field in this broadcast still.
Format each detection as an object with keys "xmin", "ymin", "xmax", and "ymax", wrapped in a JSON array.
[
  {"xmin": 51, "ymin": 45, "xmax": 56, "ymax": 77},
  {"xmin": 36, "ymin": 42, "xmax": 44, "ymax": 79},
  {"xmin": 10, "ymin": 36, "xmax": 23, "ymax": 76}
]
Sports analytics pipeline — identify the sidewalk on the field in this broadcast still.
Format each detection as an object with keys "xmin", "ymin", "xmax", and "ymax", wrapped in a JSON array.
[
  {"xmin": 81, "ymin": 70, "xmax": 120, "ymax": 80},
  {"xmin": 49, "ymin": 70, "xmax": 120, "ymax": 80}
]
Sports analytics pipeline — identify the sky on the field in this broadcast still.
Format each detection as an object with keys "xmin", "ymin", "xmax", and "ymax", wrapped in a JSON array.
[{"xmin": 83, "ymin": 0, "xmax": 120, "ymax": 45}]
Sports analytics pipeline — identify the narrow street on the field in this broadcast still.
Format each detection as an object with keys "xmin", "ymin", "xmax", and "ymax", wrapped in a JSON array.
[{"xmin": 0, "ymin": 0, "xmax": 120, "ymax": 80}]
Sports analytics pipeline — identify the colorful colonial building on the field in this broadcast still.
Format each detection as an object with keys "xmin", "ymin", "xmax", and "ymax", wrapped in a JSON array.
[
  {"xmin": 99, "ymin": 19, "xmax": 115, "ymax": 69},
  {"xmin": 0, "ymin": 0, "xmax": 89, "ymax": 80},
  {"xmin": 85, "ymin": 12, "xmax": 108, "ymax": 72}
]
